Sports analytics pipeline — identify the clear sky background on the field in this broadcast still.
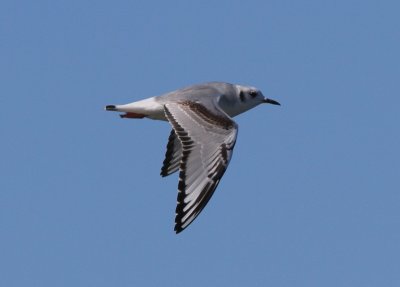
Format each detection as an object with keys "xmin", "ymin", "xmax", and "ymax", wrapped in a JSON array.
[{"xmin": 1, "ymin": 0, "xmax": 399, "ymax": 286}]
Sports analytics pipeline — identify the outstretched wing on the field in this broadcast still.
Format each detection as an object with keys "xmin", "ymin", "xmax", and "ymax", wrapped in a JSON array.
[
  {"xmin": 160, "ymin": 129, "xmax": 182, "ymax": 177},
  {"xmin": 163, "ymin": 100, "xmax": 238, "ymax": 233}
]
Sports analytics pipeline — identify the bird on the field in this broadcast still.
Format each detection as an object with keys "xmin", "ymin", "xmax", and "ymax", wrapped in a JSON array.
[{"xmin": 105, "ymin": 82, "xmax": 280, "ymax": 233}]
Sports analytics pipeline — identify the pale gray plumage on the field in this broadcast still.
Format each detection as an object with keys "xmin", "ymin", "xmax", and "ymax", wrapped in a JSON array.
[{"xmin": 105, "ymin": 82, "xmax": 280, "ymax": 233}]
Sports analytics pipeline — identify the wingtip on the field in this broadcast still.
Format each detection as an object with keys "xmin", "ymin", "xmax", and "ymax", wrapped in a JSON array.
[
  {"xmin": 174, "ymin": 227, "xmax": 183, "ymax": 234},
  {"xmin": 160, "ymin": 167, "xmax": 168, "ymax": 177},
  {"xmin": 174, "ymin": 209, "xmax": 186, "ymax": 234}
]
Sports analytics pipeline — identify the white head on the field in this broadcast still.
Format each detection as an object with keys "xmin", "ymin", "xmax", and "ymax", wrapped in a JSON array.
[{"xmin": 220, "ymin": 84, "xmax": 280, "ymax": 117}]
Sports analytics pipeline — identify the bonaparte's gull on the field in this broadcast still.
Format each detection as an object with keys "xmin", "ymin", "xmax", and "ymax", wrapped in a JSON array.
[{"xmin": 106, "ymin": 82, "xmax": 280, "ymax": 233}]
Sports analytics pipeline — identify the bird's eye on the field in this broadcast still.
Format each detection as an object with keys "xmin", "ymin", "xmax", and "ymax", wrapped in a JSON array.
[{"xmin": 249, "ymin": 90, "xmax": 258, "ymax": 98}]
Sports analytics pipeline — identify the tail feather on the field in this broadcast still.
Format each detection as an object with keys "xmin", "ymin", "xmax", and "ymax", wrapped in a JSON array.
[{"xmin": 105, "ymin": 105, "xmax": 117, "ymax": 111}]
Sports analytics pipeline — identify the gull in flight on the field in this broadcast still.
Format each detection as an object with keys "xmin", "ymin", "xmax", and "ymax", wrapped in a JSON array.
[{"xmin": 105, "ymin": 82, "xmax": 280, "ymax": 233}]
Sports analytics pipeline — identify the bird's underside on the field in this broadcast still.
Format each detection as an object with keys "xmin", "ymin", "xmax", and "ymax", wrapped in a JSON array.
[{"xmin": 161, "ymin": 102, "xmax": 238, "ymax": 233}]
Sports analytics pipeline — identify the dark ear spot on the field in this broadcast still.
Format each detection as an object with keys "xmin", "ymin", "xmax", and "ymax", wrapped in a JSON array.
[
  {"xmin": 249, "ymin": 90, "xmax": 257, "ymax": 98},
  {"xmin": 239, "ymin": 91, "xmax": 245, "ymax": 102}
]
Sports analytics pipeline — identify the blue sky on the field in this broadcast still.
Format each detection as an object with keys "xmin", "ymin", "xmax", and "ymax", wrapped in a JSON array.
[{"xmin": 1, "ymin": 0, "xmax": 399, "ymax": 286}]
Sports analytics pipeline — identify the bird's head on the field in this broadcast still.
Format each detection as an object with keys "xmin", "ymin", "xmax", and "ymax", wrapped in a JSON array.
[{"xmin": 238, "ymin": 86, "xmax": 280, "ymax": 105}]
